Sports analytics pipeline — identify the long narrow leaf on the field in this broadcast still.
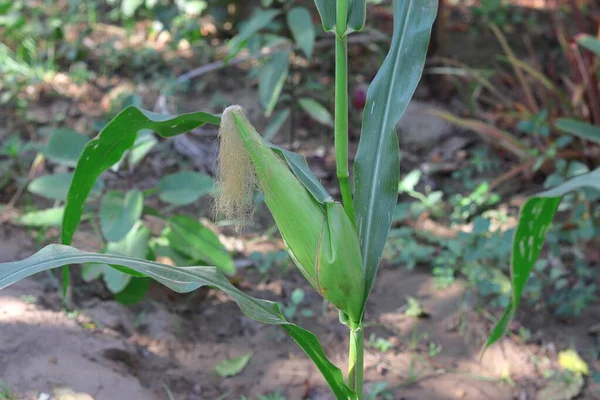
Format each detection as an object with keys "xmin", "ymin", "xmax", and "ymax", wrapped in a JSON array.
[
  {"xmin": 555, "ymin": 118, "xmax": 600, "ymax": 145},
  {"xmin": 0, "ymin": 245, "xmax": 356, "ymax": 400},
  {"xmin": 485, "ymin": 168, "xmax": 600, "ymax": 350},
  {"xmin": 353, "ymin": 0, "xmax": 438, "ymax": 309},
  {"xmin": 577, "ymin": 34, "xmax": 600, "ymax": 57},
  {"xmin": 61, "ymin": 106, "xmax": 220, "ymax": 246}
]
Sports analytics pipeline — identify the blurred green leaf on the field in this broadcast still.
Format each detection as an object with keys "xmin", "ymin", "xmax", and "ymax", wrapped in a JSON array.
[
  {"xmin": 157, "ymin": 171, "xmax": 213, "ymax": 205},
  {"xmin": 354, "ymin": 0, "xmax": 438, "ymax": 310},
  {"xmin": 29, "ymin": 173, "xmax": 103, "ymax": 201},
  {"xmin": 44, "ymin": 129, "xmax": 89, "ymax": 167},
  {"xmin": 104, "ymin": 224, "xmax": 151, "ymax": 293},
  {"xmin": 16, "ymin": 207, "xmax": 64, "ymax": 227},
  {"xmin": 287, "ymin": 7, "xmax": 315, "ymax": 58},
  {"xmin": 298, "ymin": 98, "xmax": 333, "ymax": 127},
  {"xmin": 215, "ymin": 352, "xmax": 253, "ymax": 377},
  {"xmin": 122, "ymin": 0, "xmax": 145, "ymax": 18},
  {"xmin": 577, "ymin": 34, "xmax": 600, "ymax": 57},
  {"xmin": 114, "ymin": 277, "xmax": 151, "ymax": 305},
  {"xmin": 129, "ymin": 130, "xmax": 157, "ymax": 167},
  {"xmin": 100, "ymin": 190, "xmax": 144, "ymax": 242},
  {"xmin": 165, "ymin": 215, "xmax": 235, "ymax": 275},
  {"xmin": 259, "ymin": 50, "xmax": 291, "ymax": 116},
  {"xmin": 228, "ymin": 9, "xmax": 281, "ymax": 59},
  {"xmin": 263, "ymin": 108, "xmax": 290, "ymax": 141},
  {"xmin": 555, "ymin": 118, "xmax": 600, "ymax": 145}
]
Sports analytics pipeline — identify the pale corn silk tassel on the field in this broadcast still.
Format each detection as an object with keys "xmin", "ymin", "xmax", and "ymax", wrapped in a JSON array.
[{"xmin": 215, "ymin": 105, "xmax": 257, "ymax": 232}]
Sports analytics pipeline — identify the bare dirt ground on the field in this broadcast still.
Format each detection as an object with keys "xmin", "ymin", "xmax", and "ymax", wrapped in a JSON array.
[{"xmin": 2, "ymin": 224, "xmax": 598, "ymax": 400}]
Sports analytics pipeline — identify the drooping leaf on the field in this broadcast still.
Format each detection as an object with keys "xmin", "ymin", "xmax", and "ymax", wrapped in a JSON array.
[
  {"xmin": 164, "ymin": 215, "xmax": 235, "ymax": 276},
  {"xmin": 0, "ymin": 245, "xmax": 357, "ymax": 400},
  {"xmin": 44, "ymin": 129, "xmax": 89, "ymax": 167},
  {"xmin": 227, "ymin": 9, "xmax": 281, "ymax": 59},
  {"xmin": 61, "ymin": 106, "xmax": 219, "ymax": 246},
  {"xmin": 353, "ymin": 0, "xmax": 438, "ymax": 309},
  {"xmin": 287, "ymin": 7, "xmax": 315, "ymax": 58},
  {"xmin": 263, "ymin": 108, "xmax": 290, "ymax": 141},
  {"xmin": 485, "ymin": 168, "xmax": 600, "ymax": 350},
  {"xmin": 298, "ymin": 98, "xmax": 334, "ymax": 127},
  {"xmin": 100, "ymin": 190, "xmax": 144, "ymax": 242},
  {"xmin": 577, "ymin": 34, "xmax": 600, "ymax": 57},
  {"xmin": 259, "ymin": 50, "xmax": 291, "ymax": 117},
  {"xmin": 16, "ymin": 207, "xmax": 65, "ymax": 227},
  {"xmin": 157, "ymin": 171, "xmax": 213, "ymax": 206},
  {"xmin": 215, "ymin": 352, "xmax": 253, "ymax": 377},
  {"xmin": 29, "ymin": 173, "xmax": 103, "ymax": 202},
  {"xmin": 555, "ymin": 118, "xmax": 600, "ymax": 145}
]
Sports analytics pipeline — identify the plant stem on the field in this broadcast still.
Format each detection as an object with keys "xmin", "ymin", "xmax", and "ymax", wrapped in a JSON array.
[
  {"xmin": 334, "ymin": 0, "xmax": 356, "ymax": 227},
  {"xmin": 348, "ymin": 323, "xmax": 364, "ymax": 398}
]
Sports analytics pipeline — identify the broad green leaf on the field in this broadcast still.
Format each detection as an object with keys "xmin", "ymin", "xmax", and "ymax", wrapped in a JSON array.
[
  {"xmin": 227, "ymin": 9, "xmax": 281, "ymax": 59},
  {"xmin": 100, "ymin": 190, "xmax": 144, "ymax": 242},
  {"xmin": 129, "ymin": 130, "xmax": 157, "ymax": 167},
  {"xmin": 215, "ymin": 352, "xmax": 253, "ymax": 377},
  {"xmin": 269, "ymin": 145, "xmax": 333, "ymax": 204},
  {"xmin": 555, "ymin": 118, "xmax": 600, "ymax": 145},
  {"xmin": 157, "ymin": 171, "xmax": 213, "ymax": 206},
  {"xmin": 298, "ymin": 98, "xmax": 333, "ymax": 127},
  {"xmin": 29, "ymin": 173, "xmax": 103, "ymax": 202},
  {"xmin": 287, "ymin": 7, "xmax": 315, "ymax": 58},
  {"xmin": 104, "ymin": 224, "xmax": 151, "ymax": 293},
  {"xmin": 164, "ymin": 215, "xmax": 235, "ymax": 276},
  {"xmin": 61, "ymin": 106, "xmax": 219, "ymax": 246},
  {"xmin": 114, "ymin": 277, "xmax": 151, "ymax": 305},
  {"xmin": 259, "ymin": 50, "xmax": 291, "ymax": 117},
  {"xmin": 577, "ymin": 34, "xmax": 600, "ymax": 57},
  {"xmin": 485, "ymin": 168, "xmax": 600, "ymax": 350},
  {"xmin": 82, "ymin": 263, "xmax": 104, "ymax": 282},
  {"xmin": 263, "ymin": 108, "xmax": 290, "ymax": 141},
  {"xmin": 354, "ymin": 0, "xmax": 438, "ymax": 309},
  {"xmin": 44, "ymin": 129, "xmax": 89, "ymax": 167},
  {"xmin": 0, "ymin": 245, "xmax": 357, "ymax": 400},
  {"xmin": 16, "ymin": 207, "xmax": 64, "ymax": 227}
]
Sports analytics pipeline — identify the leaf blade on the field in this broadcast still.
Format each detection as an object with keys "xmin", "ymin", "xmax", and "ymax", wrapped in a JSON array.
[
  {"xmin": 353, "ymin": 0, "xmax": 438, "ymax": 308},
  {"xmin": 287, "ymin": 7, "xmax": 315, "ymax": 58}
]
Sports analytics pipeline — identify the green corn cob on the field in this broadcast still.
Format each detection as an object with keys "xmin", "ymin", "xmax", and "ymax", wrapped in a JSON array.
[{"xmin": 216, "ymin": 106, "xmax": 365, "ymax": 323}]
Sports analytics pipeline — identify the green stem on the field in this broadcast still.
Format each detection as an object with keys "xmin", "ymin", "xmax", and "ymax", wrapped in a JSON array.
[
  {"xmin": 348, "ymin": 323, "xmax": 364, "ymax": 398},
  {"xmin": 334, "ymin": 0, "xmax": 356, "ymax": 227}
]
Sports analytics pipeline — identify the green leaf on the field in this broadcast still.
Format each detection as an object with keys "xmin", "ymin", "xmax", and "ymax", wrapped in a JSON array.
[
  {"xmin": 485, "ymin": 168, "xmax": 600, "ymax": 351},
  {"xmin": 114, "ymin": 277, "xmax": 151, "ymax": 305},
  {"xmin": 287, "ymin": 7, "xmax": 315, "ymax": 58},
  {"xmin": 44, "ymin": 129, "xmax": 89, "ymax": 167},
  {"xmin": 100, "ymin": 190, "xmax": 144, "ymax": 242},
  {"xmin": 61, "ymin": 106, "xmax": 219, "ymax": 246},
  {"xmin": 227, "ymin": 9, "xmax": 281, "ymax": 59},
  {"xmin": 263, "ymin": 108, "xmax": 290, "ymax": 141},
  {"xmin": 353, "ymin": 0, "xmax": 438, "ymax": 309},
  {"xmin": 0, "ymin": 245, "xmax": 357, "ymax": 400},
  {"xmin": 29, "ymin": 173, "xmax": 103, "ymax": 202},
  {"xmin": 269, "ymin": 145, "xmax": 333, "ymax": 204},
  {"xmin": 555, "ymin": 118, "xmax": 600, "ymax": 145},
  {"xmin": 165, "ymin": 215, "xmax": 235, "ymax": 276},
  {"xmin": 129, "ymin": 130, "xmax": 157, "ymax": 167},
  {"xmin": 215, "ymin": 352, "xmax": 253, "ymax": 377},
  {"xmin": 16, "ymin": 207, "xmax": 64, "ymax": 227},
  {"xmin": 313, "ymin": 0, "xmax": 366, "ymax": 34},
  {"xmin": 157, "ymin": 171, "xmax": 213, "ymax": 206},
  {"xmin": 259, "ymin": 50, "xmax": 291, "ymax": 117},
  {"xmin": 104, "ymin": 224, "xmax": 151, "ymax": 292},
  {"xmin": 298, "ymin": 98, "xmax": 333, "ymax": 127},
  {"xmin": 577, "ymin": 34, "xmax": 600, "ymax": 57}
]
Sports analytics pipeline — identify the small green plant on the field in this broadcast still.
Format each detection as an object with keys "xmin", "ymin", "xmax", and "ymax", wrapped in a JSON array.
[
  {"xmin": 366, "ymin": 334, "xmax": 393, "ymax": 353},
  {"xmin": 281, "ymin": 288, "xmax": 313, "ymax": 320},
  {"xmin": 0, "ymin": 382, "xmax": 17, "ymax": 400}
]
